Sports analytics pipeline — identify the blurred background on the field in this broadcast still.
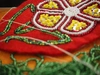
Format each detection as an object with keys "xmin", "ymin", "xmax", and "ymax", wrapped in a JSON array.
[{"xmin": 0, "ymin": 0, "xmax": 25, "ymax": 7}]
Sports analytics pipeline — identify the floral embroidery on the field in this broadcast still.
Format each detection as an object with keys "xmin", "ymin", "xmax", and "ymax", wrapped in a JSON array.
[
  {"xmin": 39, "ymin": 14, "xmax": 61, "ymax": 27},
  {"xmin": 33, "ymin": 0, "xmax": 100, "ymax": 36},
  {"xmin": 83, "ymin": 4, "xmax": 100, "ymax": 17},
  {"xmin": 0, "ymin": 4, "xmax": 71, "ymax": 45},
  {"xmin": 66, "ymin": 20, "xmax": 87, "ymax": 31},
  {"xmin": 43, "ymin": 0, "xmax": 58, "ymax": 9},
  {"xmin": 69, "ymin": 0, "xmax": 82, "ymax": 6}
]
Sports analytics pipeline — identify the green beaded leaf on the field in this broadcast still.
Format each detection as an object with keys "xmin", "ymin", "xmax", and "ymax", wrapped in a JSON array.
[
  {"xmin": 0, "ymin": 4, "xmax": 35, "ymax": 36},
  {"xmin": 4, "ymin": 30, "xmax": 71, "ymax": 45},
  {"xmin": 15, "ymin": 21, "xmax": 34, "ymax": 34},
  {"xmin": 0, "ymin": 3, "xmax": 71, "ymax": 45}
]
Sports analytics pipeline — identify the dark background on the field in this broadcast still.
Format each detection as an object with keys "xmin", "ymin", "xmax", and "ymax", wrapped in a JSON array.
[{"xmin": 0, "ymin": 0, "xmax": 25, "ymax": 7}]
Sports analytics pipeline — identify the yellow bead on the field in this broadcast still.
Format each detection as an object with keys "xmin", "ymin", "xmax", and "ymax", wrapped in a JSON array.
[
  {"xmin": 39, "ymin": 14, "xmax": 61, "ymax": 27},
  {"xmin": 76, "ymin": 24, "xmax": 82, "ymax": 31},
  {"xmin": 73, "ymin": 20, "xmax": 78, "ymax": 23},
  {"xmin": 53, "ymin": 19, "xmax": 58, "ymax": 24},
  {"xmin": 72, "ymin": 20, "xmax": 75, "ymax": 23},
  {"xmin": 53, "ymin": 4, "xmax": 58, "ymax": 8},
  {"xmin": 45, "ymin": 14, "xmax": 49, "ymax": 17},
  {"xmin": 69, "ymin": 0, "xmax": 75, "ymax": 5},
  {"xmin": 83, "ymin": 4, "xmax": 100, "ymax": 17},
  {"xmin": 81, "ymin": 22, "xmax": 87, "ymax": 28},
  {"xmin": 76, "ymin": 0, "xmax": 80, "ymax": 3},
  {"xmin": 92, "ymin": 4, "xmax": 98, "ymax": 8},
  {"xmin": 41, "ymin": 14, "xmax": 46, "ymax": 17},
  {"xmin": 49, "ymin": 16, "xmax": 54, "ymax": 20},
  {"xmin": 67, "ymin": 22, "xmax": 75, "ymax": 30},
  {"xmin": 72, "ymin": 2, "xmax": 75, "ymax": 5},
  {"xmin": 89, "ymin": 10, "xmax": 93, "ymax": 16},
  {"xmin": 94, "ymin": 8, "xmax": 99, "ymax": 13},
  {"xmin": 67, "ymin": 26, "xmax": 73, "ymax": 30},
  {"xmin": 47, "ymin": 22, "xmax": 54, "ymax": 27},
  {"xmin": 76, "ymin": 27, "xmax": 81, "ymax": 31},
  {"xmin": 52, "ymin": 2, "xmax": 56, "ymax": 5},
  {"xmin": 43, "ymin": 0, "xmax": 58, "ymax": 9},
  {"xmin": 39, "ymin": 17, "xmax": 43, "ymax": 22},
  {"xmin": 83, "ymin": 9, "xmax": 88, "ymax": 13},
  {"xmin": 94, "ymin": 14, "xmax": 99, "ymax": 17},
  {"xmin": 52, "ymin": 2, "xmax": 58, "ymax": 8},
  {"xmin": 48, "ymin": 5, "xmax": 52, "ymax": 9},
  {"xmin": 41, "ymin": 21, "xmax": 47, "ymax": 25},
  {"xmin": 39, "ymin": 14, "xmax": 46, "ymax": 22},
  {"xmin": 77, "ymin": 22, "xmax": 80, "ymax": 26},
  {"xmin": 46, "ymin": 19, "xmax": 51, "ymax": 22},
  {"xmin": 43, "ymin": 14, "xmax": 48, "ymax": 19},
  {"xmin": 49, "ymin": 1, "xmax": 53, "ymax": 5},
  {"xmin": 43, "ymin": 4, "xmax": 49, "ymax": 8},
  {"xmin": 69, "ymin": 0, "xmax": 81, "ymax": 6},
  {"xmin": 55, "ymin": 15, "xmax": 61, "ymax": 20},
  {"xmin": 67, "ymin": 20, "xmax": 87, "ymax": 31}
]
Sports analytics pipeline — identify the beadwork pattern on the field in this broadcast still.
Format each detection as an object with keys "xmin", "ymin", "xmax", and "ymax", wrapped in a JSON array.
[
  {"xmin": 5, "ymin": 30, "xmax": 71, "ymax": 45},
  {"xmin": 0, "ymin": 0, "xmax": 100, "ymax": 55},
  {"xmin": 69, "ymin": 0, "xmax": 82, "ymax": 6},
  {"xmin": 83, "ymin": 4, "xmax": 100, "ymax": 17},
  {"xmin": 0, "ymin": 3, "xmax": 71, "ymax": 45},
  {"xmin": 33, "ymin": 0, "xmax": 100, "ymax": 35},
  {"xmin": 66, "ymin": 20, "xmax": 87, "ymax": 31},
  {"xmin": 43, "ymin": 0, "xmax": 58, "ymax": 9},
  {"xmin": 0, "ymin": 4, "xmax": 35, "ymax": 36},
  {"xmin": 15, "ymin": 21, "xmax": 34, "ymax": 34},
  {"xmin": 39, "ymin": 14, "xmax": 61, "ymax": 27}
]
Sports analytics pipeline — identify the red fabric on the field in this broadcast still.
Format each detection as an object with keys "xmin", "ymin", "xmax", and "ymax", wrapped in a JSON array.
[{"xmin": 0, "ymin": 0, "xmax": 100, "ymax": 55}]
